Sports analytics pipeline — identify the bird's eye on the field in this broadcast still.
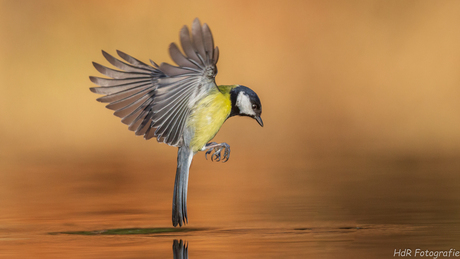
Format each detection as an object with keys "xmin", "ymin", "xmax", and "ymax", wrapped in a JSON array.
[{"xmin": 252, "ymin": 104, "xmax": 257, "ymax": 110}]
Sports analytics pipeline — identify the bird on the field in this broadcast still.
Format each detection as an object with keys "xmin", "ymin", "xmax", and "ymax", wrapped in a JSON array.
[{"xmin": 89, "ymin": 18, "xmax": 263, "ymax": 227}]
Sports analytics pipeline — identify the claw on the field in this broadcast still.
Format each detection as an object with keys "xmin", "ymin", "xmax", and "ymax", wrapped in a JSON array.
[
  {"xmin": 223, "ymin": 146, "xmax": 230, "ymax": 162},
  {"xmin": 216, "ymin": 147, "xmax": 222, "ymax": 161},
  {"xmin": 203, "ymin": 142, "xmax": 230, "ymax": 163}
]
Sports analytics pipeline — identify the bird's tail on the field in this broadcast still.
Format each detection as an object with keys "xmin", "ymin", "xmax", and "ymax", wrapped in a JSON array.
[{"xmin": 173, "ymin": 146, "xmax": 194, "ymax": 227}]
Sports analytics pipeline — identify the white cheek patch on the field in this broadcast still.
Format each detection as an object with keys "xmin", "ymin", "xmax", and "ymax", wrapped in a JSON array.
[{"xmin": 236, "ymin": 91, "xmax": 256, "ymax": 116}]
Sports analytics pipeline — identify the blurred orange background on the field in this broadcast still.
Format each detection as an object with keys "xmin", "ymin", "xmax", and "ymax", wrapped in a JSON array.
[
  {"xmin": 1, "ymin": 1, "xmax": 460, "ymax": 158},
  {"xmin": 1, "ymin": 0, "xmax": 460, "ymax": 234},
  {"xmin": 1, "ymin": 0, "xmax": 459, "ymax": 155}
]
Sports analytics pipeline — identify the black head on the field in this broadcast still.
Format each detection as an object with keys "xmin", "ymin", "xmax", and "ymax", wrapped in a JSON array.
[{"xmin": 229, "ymin": 85, "xmax": 263, "ymax": 127}]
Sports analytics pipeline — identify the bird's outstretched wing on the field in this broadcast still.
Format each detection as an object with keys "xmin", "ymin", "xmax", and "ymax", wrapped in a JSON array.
[{"xmin": 90, "ymin": 18, "xmax": 219, "ymax": 147}]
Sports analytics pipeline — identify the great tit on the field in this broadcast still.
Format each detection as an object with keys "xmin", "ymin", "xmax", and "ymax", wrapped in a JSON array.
[{"xmin": 90, "ymin": 18, "xmax": 263, "ymax": 227}]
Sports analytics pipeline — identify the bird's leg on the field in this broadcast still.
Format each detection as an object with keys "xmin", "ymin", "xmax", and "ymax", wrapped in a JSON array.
[{"xmin": 203, "ymin": 142, "xmax": 230, "ymax": 162}]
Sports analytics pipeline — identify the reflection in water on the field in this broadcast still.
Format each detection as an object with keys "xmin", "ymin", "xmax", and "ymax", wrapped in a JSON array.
[{"xmin": 173, "ymin": 240, "xmax": 188, "ymax": 259}]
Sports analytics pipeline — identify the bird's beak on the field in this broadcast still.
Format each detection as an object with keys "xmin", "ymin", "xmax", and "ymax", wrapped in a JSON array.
[{"xmin": 255, "ymin": 116, "xmax": 264, "ymax": 127}]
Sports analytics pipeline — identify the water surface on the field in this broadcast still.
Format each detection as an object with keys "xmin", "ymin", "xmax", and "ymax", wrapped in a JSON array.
[{"xmin": 1, "ymin": 151, "xmax": 459, "ymax": 258}]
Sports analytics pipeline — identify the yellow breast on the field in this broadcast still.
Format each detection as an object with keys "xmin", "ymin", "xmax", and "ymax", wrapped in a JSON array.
[{"xmin": 187, "ymin": 86, "xmax": 233, "ymax": 152}]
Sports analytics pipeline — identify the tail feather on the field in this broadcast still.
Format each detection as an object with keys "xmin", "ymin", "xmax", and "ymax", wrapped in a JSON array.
[{"xmin": 173, "ymin": 147, "xmax": 194, "ymax": 227}]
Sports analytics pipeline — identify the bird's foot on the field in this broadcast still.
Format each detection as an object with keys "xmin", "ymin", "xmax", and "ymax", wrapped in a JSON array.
[{"xmin": 204, "ymin": 142, "xmax": 230, "ymax": 162}]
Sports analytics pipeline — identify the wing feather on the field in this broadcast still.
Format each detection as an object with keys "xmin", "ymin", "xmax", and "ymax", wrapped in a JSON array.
[
  {"xmin": 90, "ymin": 18, "xmax": 219, "ymax": 147},
  {"xmin": 93, "ymin": 62, "xmax": 150, "ymax": 79},
  {"xmin": 159, "ymin": 63, "xmax": 196, "ymax": 77},
  {"xmin": 104, "ymin": 87, "xmax": 152, "ymax": 110},
  {"xmin": 191, "ymin": 18, "xmax": 207, "ymax": 63},
  {"xmin": 168, "ymin": 101, "xmax": 191, "ymax": 146},
  {"xmin": 120, "ymin": 97, "xmax": 154, "ymax": 126},
  {"xmin": 128, "ymin": 100, "xmax": 154, "ymax": 132},
  {"xmin": 154, "ymin": 97, "xmax": 188, "ymax": 138},
  {"xmin": 169, "ymin": 43, "xmax": 200, "ymax": 70},
  {"xmin": 202, "ymin": 23, "xmax": 214, "ymax": 62},
  {"xmin": 134, "ymin": 109, "xmax": 154, "ymax": 134},
  {"xmin": 113, "ymin": 93, "xmax": 151, "ymax": 118},
  {"xmin": 213, "ymin": 46, "xmax": 219, "ymax": 64},
  {"xmin": 95, "ymin": 85, "xmax": 150, "ymax": 103},
  {"xmin": 89, "ymin": 80, "xmax": 151, "ymax": 95},
  {"xmin": 179, "ymin": 26, "xmax": 203, "ymax": 67},
  {"xmin": 144, "ymin": 121, "xmax": 156, "ymax": 140},
  {"xmin": 102, "ymin": 50, "xmax": 152, "ymax": 72},
  {"xmin": 89, "ymin": 76, "xmax": 151, "ymax": 87},
  {"xmin": 153, "ymin": 79, "xmax": 196, "ymax": 107},
  {"xmin": 117, "ymin": 50, "xmax": 155, "ymax": 70},
  {"xmin": 152, "ymin": 87, "xmax": 195, "ymax": 126},
  {"xmin": 155, "ymin": 95, "xmax": 191, "ymax": 145}
]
